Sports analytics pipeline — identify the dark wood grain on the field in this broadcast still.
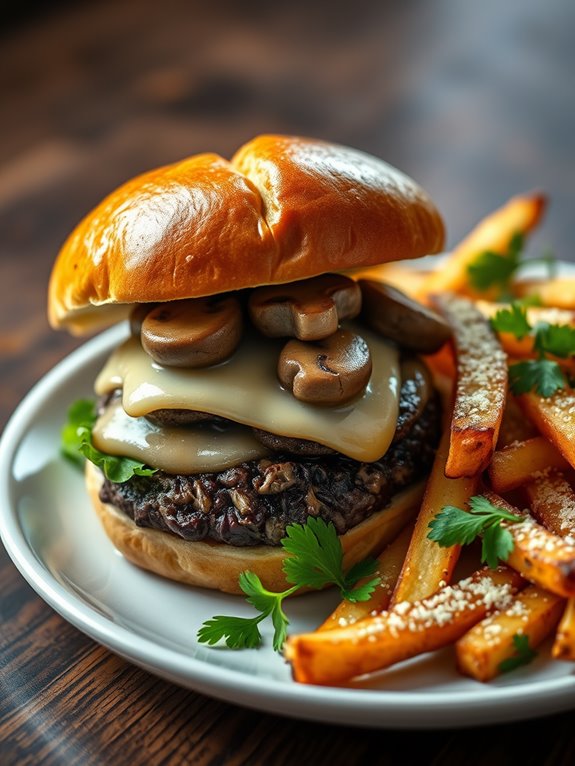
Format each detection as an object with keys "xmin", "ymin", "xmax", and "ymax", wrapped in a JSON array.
[{"xmin": 1, "ymin": 1, "xmax": 575, "ymax": 763}]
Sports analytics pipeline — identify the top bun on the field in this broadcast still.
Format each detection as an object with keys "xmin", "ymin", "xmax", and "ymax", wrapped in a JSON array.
[{"xmin": 48, "ymin": 135, "xmax": 445, "ymax": 333}]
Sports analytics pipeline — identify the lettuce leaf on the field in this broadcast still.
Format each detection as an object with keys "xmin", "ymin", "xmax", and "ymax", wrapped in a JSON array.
[{"xmin": 61, "ymin": 398, "xmax": 157, "ymax": 482}]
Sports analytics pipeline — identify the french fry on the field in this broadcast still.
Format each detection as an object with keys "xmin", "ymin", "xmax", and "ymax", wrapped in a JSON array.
[
  {"xmin": 525, "ymin": 469, "xmax": 575, "ymax": 538},
  {"xmin": 483, "ymin": 490, "xmax": 575, "ymax": 598},
  {"xmin": 319, "ymin": 525, "xmax": 413, "ymax": 631},
  {"xmin": 553, "ymin": 598, "xmax": 575, "ymax": 660},
  {"xmin": 430, "ymin": 294, "xmax": 507, "ymax": 478},
  {"xmin": 525, "ymin": 470, "xmax": 575, "ymax": 660},
  {"xmin": 285, "ymin": 567, "xmax": 524, "ymax": 685},
  {"xmin": 514, "ymin": 276, "xmax": 575, "ymax": 310},
  {"xmin": 423, "ymin": 343, "xmax": 457, "ymax": 381},
  {"xmin": 517, "ymin": 387, "xmax": 575, "ymax": 470},
  {"xmin": 487, "ymin": 436, "xmax": 570, "ymax": 494},
  {"xmin": 349, "ymin": 263, "xmax": 430, "ymax": 298},
  {"xmin": 417, "ymin": 192, "xmax": 546, "ymax": 298},
  {"xmin": 390, "ymin": 420, "xmax": 478, "ymax": 605},
  {"xmin": 456, "ymin": 584, "xmax": 564, "ymax": 682},
  {"xmin": 497, "ymin": 393, "xmax": 539, "ymax": 448}
]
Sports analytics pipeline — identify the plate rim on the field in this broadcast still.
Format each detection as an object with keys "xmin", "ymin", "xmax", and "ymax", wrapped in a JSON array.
[{"xmin": 2, "ymin": 302, "xmax": 575, "ymax": 729}]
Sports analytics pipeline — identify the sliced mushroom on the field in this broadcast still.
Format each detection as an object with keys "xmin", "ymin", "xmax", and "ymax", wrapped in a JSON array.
[
  {"xmin": 248, "ymin": 274, "xmax": 362, "ymax": 340},
  {"xmin": 129, "ymin": 303, "xmax": 156, "ymax": 337},
  {"xmin": 359, "ymin": 279, "xmax": 451, "ymax": 353},
  {"xmin": 141, "ymin": 295, "xmax": 243, "ymax": 368},
  {"xmin": 278, "ymin": 329, "xmax": 372, "ymax": 405}
]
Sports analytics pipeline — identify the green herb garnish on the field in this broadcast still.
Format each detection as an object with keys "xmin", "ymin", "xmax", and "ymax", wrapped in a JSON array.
[
  {"xmin": 427, "ymin": 495, "xmax": 523, "ymax": 569},
  {"xmin": 61, "ymin": 398, "xmax": 157, "ymax": 482},
  {"xmin": 467, "ymin": 233, "xmax": 555, "ymax": 297},
  {"xmin": 491, "ymin": 302, "xmax": 575, "ymax": 397},
  {"xmin": 197, "ymin": 517, "xmax": 380, "ymax": 651},
  {"xmin": 498, "ymin": 634, "xmax": 538, "ymax": 674}
]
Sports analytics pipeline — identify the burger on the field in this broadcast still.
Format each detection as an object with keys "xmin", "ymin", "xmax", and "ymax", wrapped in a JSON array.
[{"xmin": 48, "ymin": 134, "xmax": 448, "ymax": 594}]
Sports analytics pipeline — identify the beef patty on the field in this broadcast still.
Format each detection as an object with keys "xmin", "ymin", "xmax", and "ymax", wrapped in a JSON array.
[{"xmin": 99, "ymin": 393, "xmax": 440, "ymax": 547}]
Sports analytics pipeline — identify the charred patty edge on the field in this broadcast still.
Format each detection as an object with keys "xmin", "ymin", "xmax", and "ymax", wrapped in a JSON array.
[{"xmin": 99, "ymin": 394, "xmax": 440, "ymax": 547}]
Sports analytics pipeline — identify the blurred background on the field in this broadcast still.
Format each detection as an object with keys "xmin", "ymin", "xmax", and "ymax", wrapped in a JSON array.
[{"xmin": 1, "ymin": 0, "xmax": 574, "ymax": 419}]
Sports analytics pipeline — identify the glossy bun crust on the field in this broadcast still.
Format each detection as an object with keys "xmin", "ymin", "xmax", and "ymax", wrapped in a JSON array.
[
  {"xmin": 86, "ymin": 461, "xmax": 424, "ymax": 594},
  {"xmin": 49, "ymin": 135, "xmax": 444, "ymax": 333}
]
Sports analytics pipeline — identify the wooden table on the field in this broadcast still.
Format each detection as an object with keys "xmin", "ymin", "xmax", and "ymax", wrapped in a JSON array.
[{"xmin": 2, "ymin": 1, "xmax": 575, "ymax": 762}]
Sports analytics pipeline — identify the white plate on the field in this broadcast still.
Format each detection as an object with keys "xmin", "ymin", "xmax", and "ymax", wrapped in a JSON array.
[{"xmin": 2, "ymin": 318, "xmax": 575, "ymax": 730}]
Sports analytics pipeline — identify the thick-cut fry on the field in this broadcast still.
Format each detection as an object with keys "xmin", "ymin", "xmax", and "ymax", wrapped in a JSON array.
[
  {"xmin": 525, "ymin": 469, "xmax": 575, "ymax": 538},
  {"xmin": 417, "ymin": 192, "xmax": 546, "ymax": 298},
  {"xmin": 390, "ymin": 421, "xmax": 478, "ymax": 605},
  {"xmin": 285, "ymin": 567, "xmax": 524, "ymax": 685},
  {"xmin": 348, "ymin": 263, "xmax": 430, "ymax": 298},
  {"xmin": 456, "ymin": 584, "xmax": 564, "ymax": 682},
  {"xmin": 483, "ymin": 491, "xmax": 575, "ymax": 598},
  {"xmin": 422, "ymin": 343, "xmax": 457, "ymax": 381},
  {"xmin": 517, "ymin": 388, "xmax": 575, "ymax": 470},
  {"xmin": 431, "ymin": 294, "xmax": 507, "ymax": 478},
  {"xmin": 514, "ymin": 276, "xmax": 575, "ymax": 310},
  {"xmin": 525, "ymin": 470, "xmax": 575, "ymax": 660},
  {"xmin": 497, "ymin": 394, "xmax": 539, "ymax": 448},
  {"xmin": 319, "ymin": 525, "xmax": 413, "ymax": 631},
  {"xmin": 553, "ymin": 598, "xmax": 575, "ymax": 660},
  {"xmin": 487, "ymin": 436, "xmax": 570, "ymax": 494}
]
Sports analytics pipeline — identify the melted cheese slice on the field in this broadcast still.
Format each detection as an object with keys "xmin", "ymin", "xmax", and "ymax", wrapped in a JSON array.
[
  {"xmin": 95, "ymin": 323, "xmax": 400, "ymax": 463},
  {"xmin": 93, "ymin": 399, "xmax": 270, "ymax": 473}
]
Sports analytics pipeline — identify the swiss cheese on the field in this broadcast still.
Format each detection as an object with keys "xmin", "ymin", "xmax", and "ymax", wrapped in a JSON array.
[
  {"xmin": 95, "ymin": 323, "xmax": 401, "ymax": 463},
  {"xmin": 93, "ymin": 398, "xmax": 270, "ymax": 473}
]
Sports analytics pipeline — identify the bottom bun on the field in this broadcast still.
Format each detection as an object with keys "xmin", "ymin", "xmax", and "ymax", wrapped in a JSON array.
[{"xmin": 86, "ymin": 461, "xmax": 424, "ymax": 594}]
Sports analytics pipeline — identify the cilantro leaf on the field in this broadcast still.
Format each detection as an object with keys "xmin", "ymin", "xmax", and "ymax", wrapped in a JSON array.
[
  {"xmin": 238, "ymin": 571, "xmax": 280, "ymax": 613},
  {"xmin": 468, "ymin": 251, "xmax": 519, "ymax": 292},
  {"xmin": 343, "ymin": 557, "xmax": 379, "ymax": 587},
  {"xmin": 342, "ymin": 576, "xmax": 381, "ymax": 603},
  {"xmin": 481, "ymin": 523, "xmax": 514, "ymax": 570},
  {"xmin": 467, "ymin": 232, "xmax": 555, "ymax": 298},
  {"xmin": 491, "ymin": 303, "xmax": 531, "ymax": 339},
  {"xmin": 196, "ymin": 615, "xmax": 263, "ymax": 649},
  {"xmin": 467, "ymin": 232, "xmax": 524, "ymax": 293},
  {"xmin": 61, "ymin": 398, "xmax": 157, "ymax": 482},
  {"xmin": 282, "ymin": 516, "xmax": 345, "ymax": 591},
  {"xmin": 61, "ymin": 399, "xmax": 98, "ymax": 465},
  {"xmin": 427, "ymin": 495, "xmax": 523, "ymax": 568},
  {"xmin": 339, "ymin": 557, "xmax": 380, "ymax": 602},
  {"xmin": 197, "ymin": 517, "xmax": 381, "ymax": 652},
  {"xmin": 428, "ymin": 505, "xmax": 487, "ymax": 547},
  {"xmin": 498, "ymin": 634, "xmax": 538, "ymax": 674},
  {"xmin": 489, "ymin": 300, "xmax": 574, "ymax": 398},
  {"xmin": 508, "ymin": 359, "xmax": 566, "ymax": 398},
  {"xmin": 282, "ymin": 518, "xmax": 381, "ymax": 601},
  {"xmin": 269, "ymin": 599, "xmax": 290, "ymax": 652},
  {"xmin": 535, "ymin": 323, "xmax": 575, "ymax": 359}
]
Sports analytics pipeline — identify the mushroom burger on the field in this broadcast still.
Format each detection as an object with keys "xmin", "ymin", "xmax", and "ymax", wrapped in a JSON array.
[{"xmin": 49, "ymin": 135, "xmax": 449, "ymax": 593}]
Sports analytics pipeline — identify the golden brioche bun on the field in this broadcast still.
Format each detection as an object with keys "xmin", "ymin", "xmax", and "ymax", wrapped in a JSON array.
[
  {"xmin": 49, "ymin": 135, "xmax": 444, "ymax": 334},
  {"xmin": 86, "ymin": 461, "xmax": 424, "ymax": 594}
]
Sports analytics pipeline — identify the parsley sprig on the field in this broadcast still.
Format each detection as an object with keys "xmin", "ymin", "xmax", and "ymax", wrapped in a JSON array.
[
  {"xmin": 498, "ymin": 634, "xmax": 538, "ymax": 674},
  {"xmin": 197, "ymin": 516, "xmax": 380, "ymax": 651},
  {"xmin": 62, "ymin": 399, "xmax": 157, "ymax": 482},
  {"xmin": 427, "ymin": 495, "xmax": 524, "ymax": 569},
  {"xmin": 467, "ymin": 232, "xmax": 555, "ymax": 297},
  {"xmin": 490, "ymin": 303, "xmax": 575, "ymax": 397}
]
